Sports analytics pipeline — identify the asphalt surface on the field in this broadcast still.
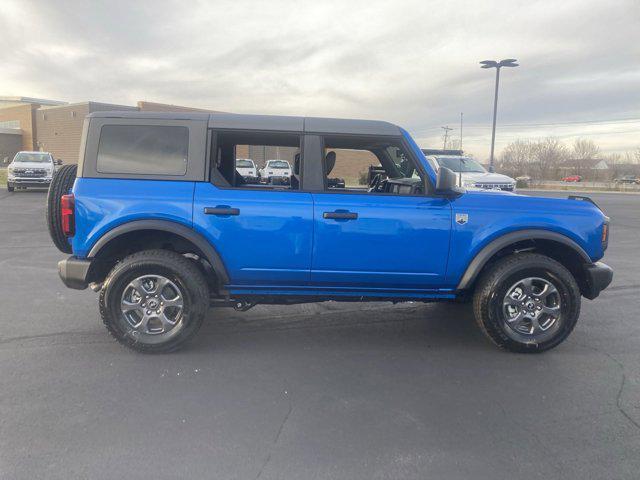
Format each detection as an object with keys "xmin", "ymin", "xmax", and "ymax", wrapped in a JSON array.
[{"xmin": 1, "ymin": 189, "xmax": 638, "ymax": 480}]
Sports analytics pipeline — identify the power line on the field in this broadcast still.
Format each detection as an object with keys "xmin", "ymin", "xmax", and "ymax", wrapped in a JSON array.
[{"xmin": 415, "ymin": 116, "xmax": 640, "ymax": 135}]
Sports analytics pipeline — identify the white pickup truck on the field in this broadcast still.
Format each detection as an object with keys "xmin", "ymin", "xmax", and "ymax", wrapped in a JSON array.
[
  {"xmin": 423, "ymin": 152, "xmax": 516, "ymax": 192},
  {"xmin": 6, "ymin": 151, "xmax": 61, "ymax": 191},
  {"xmin": 235, "ymin": 158, "xmax": 259, "ymax": 184},
  {"xmin": 259, "ymin": 159, "xmax": 292, "ymax": 185}
]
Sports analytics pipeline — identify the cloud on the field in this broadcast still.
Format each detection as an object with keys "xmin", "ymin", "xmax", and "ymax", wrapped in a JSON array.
[{"xmin": 0, "ymin": 0, "xmax": 638, "ymax": 158}]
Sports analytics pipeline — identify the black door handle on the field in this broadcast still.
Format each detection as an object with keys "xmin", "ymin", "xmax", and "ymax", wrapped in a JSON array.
[
  {"xmin": 323, "ymin": 211, "xmax": 358, "ymax": 220},
  {"xmin": 204, "ymin": 207, "xmax": 240, "ymax": 216}
]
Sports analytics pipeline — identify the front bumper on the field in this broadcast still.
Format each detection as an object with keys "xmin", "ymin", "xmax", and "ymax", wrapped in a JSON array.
[
  {"xmin": 268, "ymin": 176, "xmax": 291, "ymax": 185},
  {"xmin": 8, "ymin": 176, "xmax": 52, "ymax": 187},
  {"xmin": 58, "ymin": 256, "xmax": 92, "ymax": 290},
  {"xmin": 582, "ymin": 262, "xmax": 613, "ymax": 300}
]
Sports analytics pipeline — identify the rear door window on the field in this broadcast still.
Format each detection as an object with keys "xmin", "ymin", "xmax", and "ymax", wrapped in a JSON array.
[{"xmin": 96, "ymin": 125, "xmax": 189, "ymax": 175}]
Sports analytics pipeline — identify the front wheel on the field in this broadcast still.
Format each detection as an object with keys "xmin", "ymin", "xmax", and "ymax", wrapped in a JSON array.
[
  {"xmin": 473, "ymin": 253, "xmax": 581, "ymax": 353},
  {"xmin": 7, "ymin": 183, "xmax": 14, "ymax": 192},
  {"xmin": 99, "ymin": 250, "xmax": 209, "ymax": 353}
]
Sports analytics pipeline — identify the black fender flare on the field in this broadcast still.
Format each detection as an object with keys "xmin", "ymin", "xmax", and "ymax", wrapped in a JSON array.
[
  {"xmin": 456, "ymin": 229, "xmax": 591, "ymax": 290},
  {"xmin": 88, "ymin": 219, "xmax": 230, "ymax": 284}
]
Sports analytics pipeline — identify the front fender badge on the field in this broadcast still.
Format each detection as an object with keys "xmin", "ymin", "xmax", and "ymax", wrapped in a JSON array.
[{"xmin": 456, "ymin": 213, "xmax": 469, "ymax": 225}]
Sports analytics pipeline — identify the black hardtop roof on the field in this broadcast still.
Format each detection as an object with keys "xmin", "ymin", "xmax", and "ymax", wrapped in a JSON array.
[{"xmin": 87, "ymin": 111, "xmax": 402, "ymax": 136}]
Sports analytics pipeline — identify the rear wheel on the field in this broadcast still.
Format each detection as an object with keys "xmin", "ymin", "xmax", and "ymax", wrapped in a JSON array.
[
  {"xmin": 99, "ymin": 250, "xmax": 209, "ymax": 353},
  {"xmin": 473, "ymin": 253, "xmax": 581, "ymax": 353},
  {"xmin": 46, "ymin": 164, "xmax": 77, "ymax": 253}
]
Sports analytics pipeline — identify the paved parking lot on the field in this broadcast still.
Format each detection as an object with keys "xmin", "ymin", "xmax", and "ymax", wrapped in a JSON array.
[{"xmin": 1, "ymin": 189, "xmax": 638, "ymax": 479}]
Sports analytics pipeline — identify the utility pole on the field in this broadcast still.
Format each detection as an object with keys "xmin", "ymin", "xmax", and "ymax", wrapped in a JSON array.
[
  {"xmin": 459, "ymin": 112, "xmax": 463, "ymax": 151},
  {"xmin": 441, "ymin": 126, "xmax": 453, "ymax": 150}
]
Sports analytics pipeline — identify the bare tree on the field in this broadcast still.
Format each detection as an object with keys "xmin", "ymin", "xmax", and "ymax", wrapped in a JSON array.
[
  {"xmin": 532, "ymin": 137, "xmax": 568, "ymax": 180},
  {"xmin": 568, "ymin": 139, "xmax": 600, "ymax": 176},
  {"xmin": 497, "ymin": 139, "xmax": 535, "ymax": 178}
]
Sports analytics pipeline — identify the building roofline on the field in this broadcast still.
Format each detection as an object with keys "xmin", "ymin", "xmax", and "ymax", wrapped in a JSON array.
[
  {"xmin": 0, "ymin": 96, "xmax": 67, "ymax": 106},
  {"xmin": 39, "ymin": 101, "xmax": 137, "ymax": 111}
]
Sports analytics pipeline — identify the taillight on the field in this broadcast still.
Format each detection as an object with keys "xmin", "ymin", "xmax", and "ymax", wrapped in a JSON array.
[
  {"xmin": 61, "ymin": 194, "xmax": 75, "ymax": 236},
  {"xmin": 601, "ymin": 222, "xmax": 609, "ymax": 250}
]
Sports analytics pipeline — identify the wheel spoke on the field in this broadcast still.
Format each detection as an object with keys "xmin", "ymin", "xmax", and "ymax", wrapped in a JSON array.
[
  {"xmin": 158, "ymin": 312, "xmax": 177, "ymax": 331},
  {"xmin": 507, "ymin": 311, "xmax": 525, "ymax": 325},
  {"xmin": 130, "ymin": 277, "xmax": 148, "ymax": 295},
  {"xmin": 121, "ymin": 298, "xmax": 141, "ymax": 313},
  {"xmin": 134, "ymin": 314, "xmax": 152, "ymax": 334},
  {"xmin": 541, "ymin": 305, "xmax": 560, "ymax": 316},
  {"xmin": 162, "ymin": 298, "xmax": 183, "ymax": 309},
  {"xmin": 538, "ymin": 283, "xmax": 558, "ymax": 300},
  {"xmin": 504, "ymin": 295, "xmax": 522, "ymax": 307},
  {"xmin": 530, "ymin": 315, "xmax": 541, "ymax": 335},
  {"xmin": 152, "ymin": 276, "xmax": 169, "ymax": 294},
  {"xmin": 520, "ymin": 278, "xmax": 534, "ymax": 296}
]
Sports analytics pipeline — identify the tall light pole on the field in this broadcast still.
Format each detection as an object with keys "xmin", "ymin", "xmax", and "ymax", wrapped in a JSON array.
[{"xmin": 480, "ymin": 58, "xmax": 519, "ymax": 172}]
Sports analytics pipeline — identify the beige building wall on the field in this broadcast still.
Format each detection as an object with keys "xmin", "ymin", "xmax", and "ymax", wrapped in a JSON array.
[
  {"xmin": 36, "ymin": 102, "xmax": 136, "ymax": 164},
  {"xmin": 0, "ymin": 104, "xmax": 38, "ymax": 151},
  {"xmin": 35, "ymin": 104, "xmax": 90, "ymax": 163}
]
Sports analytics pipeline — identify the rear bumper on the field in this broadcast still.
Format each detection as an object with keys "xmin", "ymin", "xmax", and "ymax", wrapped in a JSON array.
[
  {"xmin": 58, "ymin": 256, "xmax": 91, "ymax": 290},
  {"xmin": 582, "ymin": 262, "xmax": 613, "ymax": 300}
]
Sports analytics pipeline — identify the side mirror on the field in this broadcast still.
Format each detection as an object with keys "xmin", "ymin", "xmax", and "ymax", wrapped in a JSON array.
[
  {"xmin": 436, "ymin": 167, "xmax": 464, "ymax": 196},
  {"xmin": 55, "ymin": 159, "xmax": 63, "ymax": 165}
]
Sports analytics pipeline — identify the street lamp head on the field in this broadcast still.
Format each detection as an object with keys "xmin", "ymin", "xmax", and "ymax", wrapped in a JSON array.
[
  {"xmin": 480, "ymin": 59, "xmax": 519, "ymax": 69},
  {"xmin": 480, "ymin": 60, "xmax": 499, "ymax": 68},
  {"xmin": 498, "ymin": 59, "xmax": 519, "ymax": 67}
]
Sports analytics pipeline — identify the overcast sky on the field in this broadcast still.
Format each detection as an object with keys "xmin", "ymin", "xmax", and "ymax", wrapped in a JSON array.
[{"xmin": 1, "ymin": 0, "xmax": 638, "ymax": 159}]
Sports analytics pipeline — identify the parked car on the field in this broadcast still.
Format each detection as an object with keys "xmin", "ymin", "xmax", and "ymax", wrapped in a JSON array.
[
  {"xmin": 235, "ymin": 158, "xmax": 259, "ymax": 183},
  {"xmin": 422, "ymin": 151, "xmax": 517, "ymax": 191},
  {"xmin": 49, "ymin": 111, "xmax": 612, "ymax": 354},
  {"xmin": 259, "ymin": 159, "xmax": 291, "ymax": 185},
  {"xmin": 5, "ymin": 151, "xmax": 60, "ymax": 191},
  {"xmin": 562, "ymin": 175, "xmax": 582, "ymax": 182},
  {"xmin": 613, "ymin": 175, "xmax": 640, "ymax": 185}
]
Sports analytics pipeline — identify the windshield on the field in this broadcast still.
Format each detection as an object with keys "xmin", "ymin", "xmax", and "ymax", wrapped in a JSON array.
[
  {"xmin": 436, "ymin": 156, "xmax": 486, "ymax": 173},
  {"xmin": 14, "ymin": 152, "xmax": 51, "ymax": 163},
  {"xmin": 236, "ymin": 159, "xmax": 254, "ymax": 168},
  {"xmin": 268, "ymin": 161, "xmax": 289, "ymax": 169}
]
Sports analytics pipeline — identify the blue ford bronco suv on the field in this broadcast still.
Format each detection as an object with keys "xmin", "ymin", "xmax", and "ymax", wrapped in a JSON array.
[{"xmin": 47, "ymin": 111, "xmax": 613, "ymax": 353}]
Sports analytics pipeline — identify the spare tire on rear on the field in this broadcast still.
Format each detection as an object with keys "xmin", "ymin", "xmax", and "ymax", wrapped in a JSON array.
[{"xmin": 46, "ymin": 164, "xmax": 77, "ymax": 254}]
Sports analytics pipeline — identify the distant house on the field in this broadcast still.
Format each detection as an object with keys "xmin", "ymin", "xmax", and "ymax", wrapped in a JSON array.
[{"xmin": 593, "ymin": 160, "xmax": 609, "ymax": 170}]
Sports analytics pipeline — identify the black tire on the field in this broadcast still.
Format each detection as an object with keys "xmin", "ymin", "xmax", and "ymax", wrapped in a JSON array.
[
  {"xmin": 473, "ymin": 253, "xmax": 581, "ymax": 353},
  {"xmin": 7, "ymin": 183, "xmax": 14, "ymax": 192},
  {"xmin": 99, "ymin": 249, "xmax": 209, "ymax": 353},
  {"xmin": 46, "ymin": 164, "xmax": 77, "ymax": 253}
]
